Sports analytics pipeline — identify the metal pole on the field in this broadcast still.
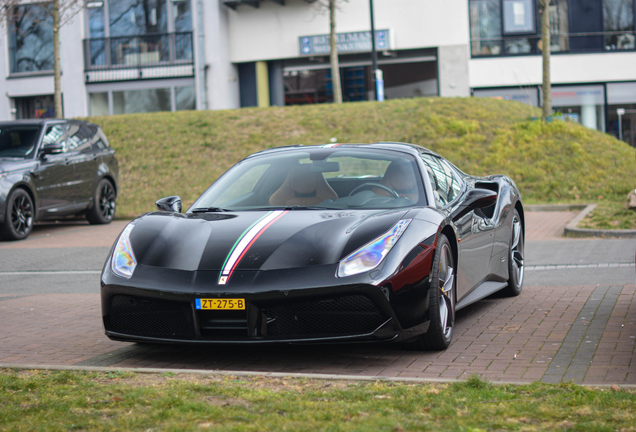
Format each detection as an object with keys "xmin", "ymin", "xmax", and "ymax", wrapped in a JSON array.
[
  {"xmin": 617, "ymin": 108, "xmax": 625, "ymax": 141},
  {"xmin": 369, "ymin": 0, "xmax": 378, "ymax": 101}
]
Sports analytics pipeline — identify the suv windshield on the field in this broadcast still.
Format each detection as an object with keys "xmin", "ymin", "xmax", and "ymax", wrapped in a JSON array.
[
  {"xmin": 191, "ymin": 147, "xmax": 427, "ymax": 211},
  {"xmin": 0, "ymin": 126, "xmax": 41, "ymax": 158}
]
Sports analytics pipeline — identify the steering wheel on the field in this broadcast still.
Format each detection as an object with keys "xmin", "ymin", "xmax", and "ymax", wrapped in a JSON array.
[{"xmin": 349, "ymin": 182, "xmax": 400, "ymax": 198}]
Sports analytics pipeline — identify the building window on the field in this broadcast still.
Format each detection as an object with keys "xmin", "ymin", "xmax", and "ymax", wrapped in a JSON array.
[
  {"xmin": 108, "ymin": 0, "xmax": 168, "ymax": 37},
  {"xmin": 113, "ymin": 88, "xmax": 171, "ymax": 114},
  {"xmin": 470, "ymin": 0, "xmax": 502, "ymax": 56},
  {"xmin": 603, "ymin": 0, "xmax": 635, "ymax": 50},
  {"xmin": 90, "ymin": 92, "xmax": 109, "ymax": 116},
  {"xmin": 8, "ymin": 3, "xmax": 54, "ymax": 73},
  {"xmin": 175, "ymin": 86, "xmax": 196, "ymax": 110},
  {"xmin": 502, "ymin": 0, "xmax": 536, "ymax": 34},
  {"xmin": 549, "ymin": 0, "xmax": 569, "ymax": 52},
  {"xmin": 89, "ymin": 81, "xmax": 196, "ymax": 115}
]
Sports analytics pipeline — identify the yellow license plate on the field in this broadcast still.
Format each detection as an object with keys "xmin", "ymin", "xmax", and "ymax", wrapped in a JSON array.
[{"xmin": 196, "ymin": 298, "xmax": 245, "ymax": 310}]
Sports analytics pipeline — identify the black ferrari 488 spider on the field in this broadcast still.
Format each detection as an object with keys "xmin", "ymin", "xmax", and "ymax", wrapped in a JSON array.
[{"xmin": 101, "ymin": 142, "xmax": 524, "ymax": 350}]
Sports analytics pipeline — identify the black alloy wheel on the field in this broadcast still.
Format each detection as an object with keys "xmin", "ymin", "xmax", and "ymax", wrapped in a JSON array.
[
  {"xmin": 0, "ymin": 188, "xmax": 34, "ymax": 241},
  {"xmin": 503, "ymin": 209, "xmax": 524, "ymax": 296},
  {"xmin": 411, "ymin": 234, "xmax": 455, "ymax": 350},
  {"xmin": 87, "ymin": 179, "xmax": 116, "ymax": 225}
]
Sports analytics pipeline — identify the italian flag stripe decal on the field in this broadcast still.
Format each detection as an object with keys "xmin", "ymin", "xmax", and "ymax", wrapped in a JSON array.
[{"xmin": 218, "ymin": 210, "xmax": 289, "ymax": 285}]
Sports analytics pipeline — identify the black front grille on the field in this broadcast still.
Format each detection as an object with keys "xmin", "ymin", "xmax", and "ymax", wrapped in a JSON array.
[
  {"xmin": 267, "ymin": 295, "xmax": 386, "ymax": 337},
  {"xmin": 107, "ymin": 295, "xmax": 196, "ymax": 339}
]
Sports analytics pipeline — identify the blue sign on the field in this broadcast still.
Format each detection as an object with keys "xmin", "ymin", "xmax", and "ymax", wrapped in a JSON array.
[{"xmin": 298, "ymin": 29, "xmax": 391, "ymax": 56}]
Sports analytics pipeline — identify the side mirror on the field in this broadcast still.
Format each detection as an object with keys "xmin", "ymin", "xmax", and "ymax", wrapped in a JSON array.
[
  {"xmin": 451, "ymin": 188, "xmax": 497, "ymax": 220},
  {"xmin": 156, "ymin": 195, "xmax": 182, "ymax": 213},
  {"xmin": 40, "ymin": 142, "xmax": 65, "ymax": 156}
]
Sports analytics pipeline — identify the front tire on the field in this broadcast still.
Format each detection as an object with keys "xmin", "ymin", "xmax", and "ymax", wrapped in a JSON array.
[
  {"xmin": 503, "ymin": 209, "xmax": 524, "ymax": 296},
  {"xmin": 86, "ymin": 179, "xmax": 116, "ymax": 225},
  {"xmin": 0, "ymin": 188, "xmax": 34, "ymax": 241},
  {"xmin": 411, "ymin": 234, "xmax": 456, "ymax": 350}
]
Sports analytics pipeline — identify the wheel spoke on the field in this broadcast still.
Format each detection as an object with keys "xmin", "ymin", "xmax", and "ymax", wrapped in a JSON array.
[
  {"xmin": 442, "ymin": 266, "xmax": 454, "ymax": 295},
  {"xmin": 512, "ymin": 220, "xmax": 521, "ymax": 250},
  {"xmin": 439, "ymin": 296, "xmax": 448, "ymax": 332}
]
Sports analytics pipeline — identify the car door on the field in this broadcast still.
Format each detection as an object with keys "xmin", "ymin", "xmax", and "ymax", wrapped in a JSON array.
[
  {"xmin": 33, "ymin": 124, "xmax": 77, "ymax": 215},
  {"xmin": 420, "ymin": 154, "xmax": 495, "ymax": 299},
  {"xmin": 65, "ymin": 122, "xmax": 99, "ymax": 207}
]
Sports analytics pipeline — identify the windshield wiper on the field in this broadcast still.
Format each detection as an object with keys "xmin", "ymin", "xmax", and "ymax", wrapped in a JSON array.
[{"xmin": 191, "ymin": 206, "xmax": 229, "ymax": 213}]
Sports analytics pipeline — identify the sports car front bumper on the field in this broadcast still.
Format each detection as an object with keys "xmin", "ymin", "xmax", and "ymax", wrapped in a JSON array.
[{"xmin": 101, "ymin": 263, "xmax": 430, "ymax": 345}]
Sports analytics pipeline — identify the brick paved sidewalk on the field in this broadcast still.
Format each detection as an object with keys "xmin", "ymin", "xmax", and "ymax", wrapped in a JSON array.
[
  {"xmin": 1, "ymin": 211, "xmax": 634, "ymax": 385},
  {"xmin": 1, "ymin": 285, "xmax": 634, "ymax": 385}
]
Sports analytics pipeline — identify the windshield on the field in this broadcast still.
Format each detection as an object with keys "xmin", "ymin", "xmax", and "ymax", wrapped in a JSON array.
[
  {"xmin": 0, "ymin": 126, "xmax": 41, "ymax": 158},
  {"xmin": 191, "ymin": 147, "xmax": 427, "ymax": 211}
]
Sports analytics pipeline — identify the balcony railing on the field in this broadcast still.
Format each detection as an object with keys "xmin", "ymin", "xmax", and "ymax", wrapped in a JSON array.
[{"xmin": 84, "ymin": 32, "xmax": 194, "ymax": 70}]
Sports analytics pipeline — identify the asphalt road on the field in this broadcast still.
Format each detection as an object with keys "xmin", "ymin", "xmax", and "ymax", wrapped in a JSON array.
[{"xmin": 0, "ymin": 239, "xmax": 633, "ymax": 295}]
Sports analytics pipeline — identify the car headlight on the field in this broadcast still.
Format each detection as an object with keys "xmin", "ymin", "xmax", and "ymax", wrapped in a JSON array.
[
  {"xmin": 338, "ymin": 219, "xmax": 412, "ymax": 277},
  {"xmin": 111, "ymin": 223, "xmax": 137, "ymax": 279}
]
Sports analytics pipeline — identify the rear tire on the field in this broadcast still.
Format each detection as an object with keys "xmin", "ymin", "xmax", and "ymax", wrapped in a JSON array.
[
  {"xmin": 0, "ymin": 188, "xmax": 34, "ymax": 241},
  {"xmin": 86, "ymin": 179, "xmax": 116, "ymax": 225},
  {"xmin": 502, "ymin": 209, "xmax": 524, "ymax": 297},
  {"xmin": 410, "ymin": 234, "xmax": 455, "ymax": 350}
]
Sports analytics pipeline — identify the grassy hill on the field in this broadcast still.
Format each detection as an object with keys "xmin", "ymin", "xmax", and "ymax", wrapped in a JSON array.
[{"xmin": 87, "ymin": 97, "xmax": 636, "ymax": 228}]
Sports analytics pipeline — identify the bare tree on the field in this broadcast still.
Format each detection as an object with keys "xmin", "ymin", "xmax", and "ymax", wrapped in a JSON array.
[
  {"xmin": 312, "ymin": 0, "xmax": 346, "ymax": 104},
  {"xmin": 1, "ymin": 0, "xmax": 89, "ymax": 118},
  {"xmin": 328, "ymin": 0, "xmax": 342, "ymax": 103},
  {"xmin": 540, "ymin": 0, "xmax": 551, "ymax": 119}
]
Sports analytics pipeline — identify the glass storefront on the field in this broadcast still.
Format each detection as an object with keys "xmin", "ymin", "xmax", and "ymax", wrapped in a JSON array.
[
  {"xmin": 282, "ymin": 61, "xmax": 437, "ymax": 106},
  {"xmin": 550, "ymin": 85, "xmax": 605, "ymax": 131},
  {"xmin": 607, "ymin": 82, "xmax": 636, "ymax": 147},
  {"xmin": 473, "ymin": 82, "xmax": 636, "ymax": 147}
]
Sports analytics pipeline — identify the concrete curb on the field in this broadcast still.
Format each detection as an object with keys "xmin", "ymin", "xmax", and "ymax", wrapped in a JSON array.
[
  {"xmin": 526, "ymin": 203, "xmax": 636, "ymax": 239},
  {"xmin": 2, "ymin": 363, "xmax": 634, "ymax": 389}
]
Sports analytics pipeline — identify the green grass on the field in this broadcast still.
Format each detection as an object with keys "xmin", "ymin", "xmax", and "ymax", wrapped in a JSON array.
[
  {"xmin": 86, "ymin": 97, "xmax": 636, "ymax": 228},
  {"xmin": 2, "ymin": 370, "xmax": 635, "ymax": 431}
]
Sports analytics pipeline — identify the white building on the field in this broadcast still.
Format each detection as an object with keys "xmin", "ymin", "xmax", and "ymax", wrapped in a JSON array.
[{"xmin": 1, "ymin": 0, "xmax": 635, "ymax": 146}]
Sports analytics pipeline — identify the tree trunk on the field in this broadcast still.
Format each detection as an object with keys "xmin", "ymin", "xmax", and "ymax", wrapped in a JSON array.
[
  {"xmin": 329, "ymin": 0, "xmax": 342, "ymax": 104},
  {"xmin": 541, "ymin": 0, "xmax": 551, "ymax": 119},
  {"xmin": 53, "ymin": 0, "xmax": 63, "ymax": 118}
]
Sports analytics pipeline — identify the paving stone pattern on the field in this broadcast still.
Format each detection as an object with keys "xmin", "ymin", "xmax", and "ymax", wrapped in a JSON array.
[{"xmin": 1, "ymin": 286, "xmax": 634, "ymax": 384}]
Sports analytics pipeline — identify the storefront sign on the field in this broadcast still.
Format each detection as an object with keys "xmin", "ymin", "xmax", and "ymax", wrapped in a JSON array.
[
  {"xmin": 550, "ymin": 85, "xmax": 605, "ymax": 107},
  {"xmin": 472, "ymin": 88, "xmax": 539, "ymax": 107},
  {"xmin": 299, "ymin": 30, "xmax": 391, "ymax": 56}
]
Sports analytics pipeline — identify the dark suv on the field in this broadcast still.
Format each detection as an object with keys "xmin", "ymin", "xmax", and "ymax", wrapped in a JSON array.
[{"xmin": 0, "ymin": 119, "xmax": 119, "ymax": 241}]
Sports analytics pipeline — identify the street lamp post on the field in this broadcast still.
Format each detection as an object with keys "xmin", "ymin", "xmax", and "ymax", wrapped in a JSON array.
[{"xmin": 369, "ymin": 0, "xmax": 384, "ymax": 101}]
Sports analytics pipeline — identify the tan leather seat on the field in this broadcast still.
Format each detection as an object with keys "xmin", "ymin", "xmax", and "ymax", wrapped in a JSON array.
[
  {"xmin": 373, "ymin": 161, "xmax": 419, "ymax": 202},
  {"xmin": 269, "ymin": 164, "xmax": 338, "ymax": 206}
]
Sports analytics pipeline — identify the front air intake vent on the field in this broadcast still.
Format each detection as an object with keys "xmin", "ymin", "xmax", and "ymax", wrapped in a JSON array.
[
  {"xmin": 107, "ymin": 295, "xmax": 196, "ymax": 339},
  {"xmin": 267, "ymin": 295, "xmax": 385, "ymax": 337}
]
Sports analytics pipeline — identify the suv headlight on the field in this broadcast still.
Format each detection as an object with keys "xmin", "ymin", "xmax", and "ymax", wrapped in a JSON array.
[
  {"xmin": 111, "ymin": 223, "xmax": 137, "ymax": 279},
  {"xmin": 338, "ymin": 219, "xmax": 411, "ymax": 277}
]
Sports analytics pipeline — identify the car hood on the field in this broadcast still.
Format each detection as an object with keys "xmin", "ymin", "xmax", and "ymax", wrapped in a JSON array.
[
  {"xmin": 0, "ymin": 158, "xmax": 36, "ymax": 173},
  {"xmin": 126, "ymin": 209, "xmax": 410, "ymax": 273}
]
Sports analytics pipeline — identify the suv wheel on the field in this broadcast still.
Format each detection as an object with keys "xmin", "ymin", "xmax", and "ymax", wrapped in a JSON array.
[
  {"xmin": 0, "ymin": 188, "xmax": 34, "ymax": 241},
  {"xmin": 86, "ymin": 179, "xmax": 116, "ymax": 224}
]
